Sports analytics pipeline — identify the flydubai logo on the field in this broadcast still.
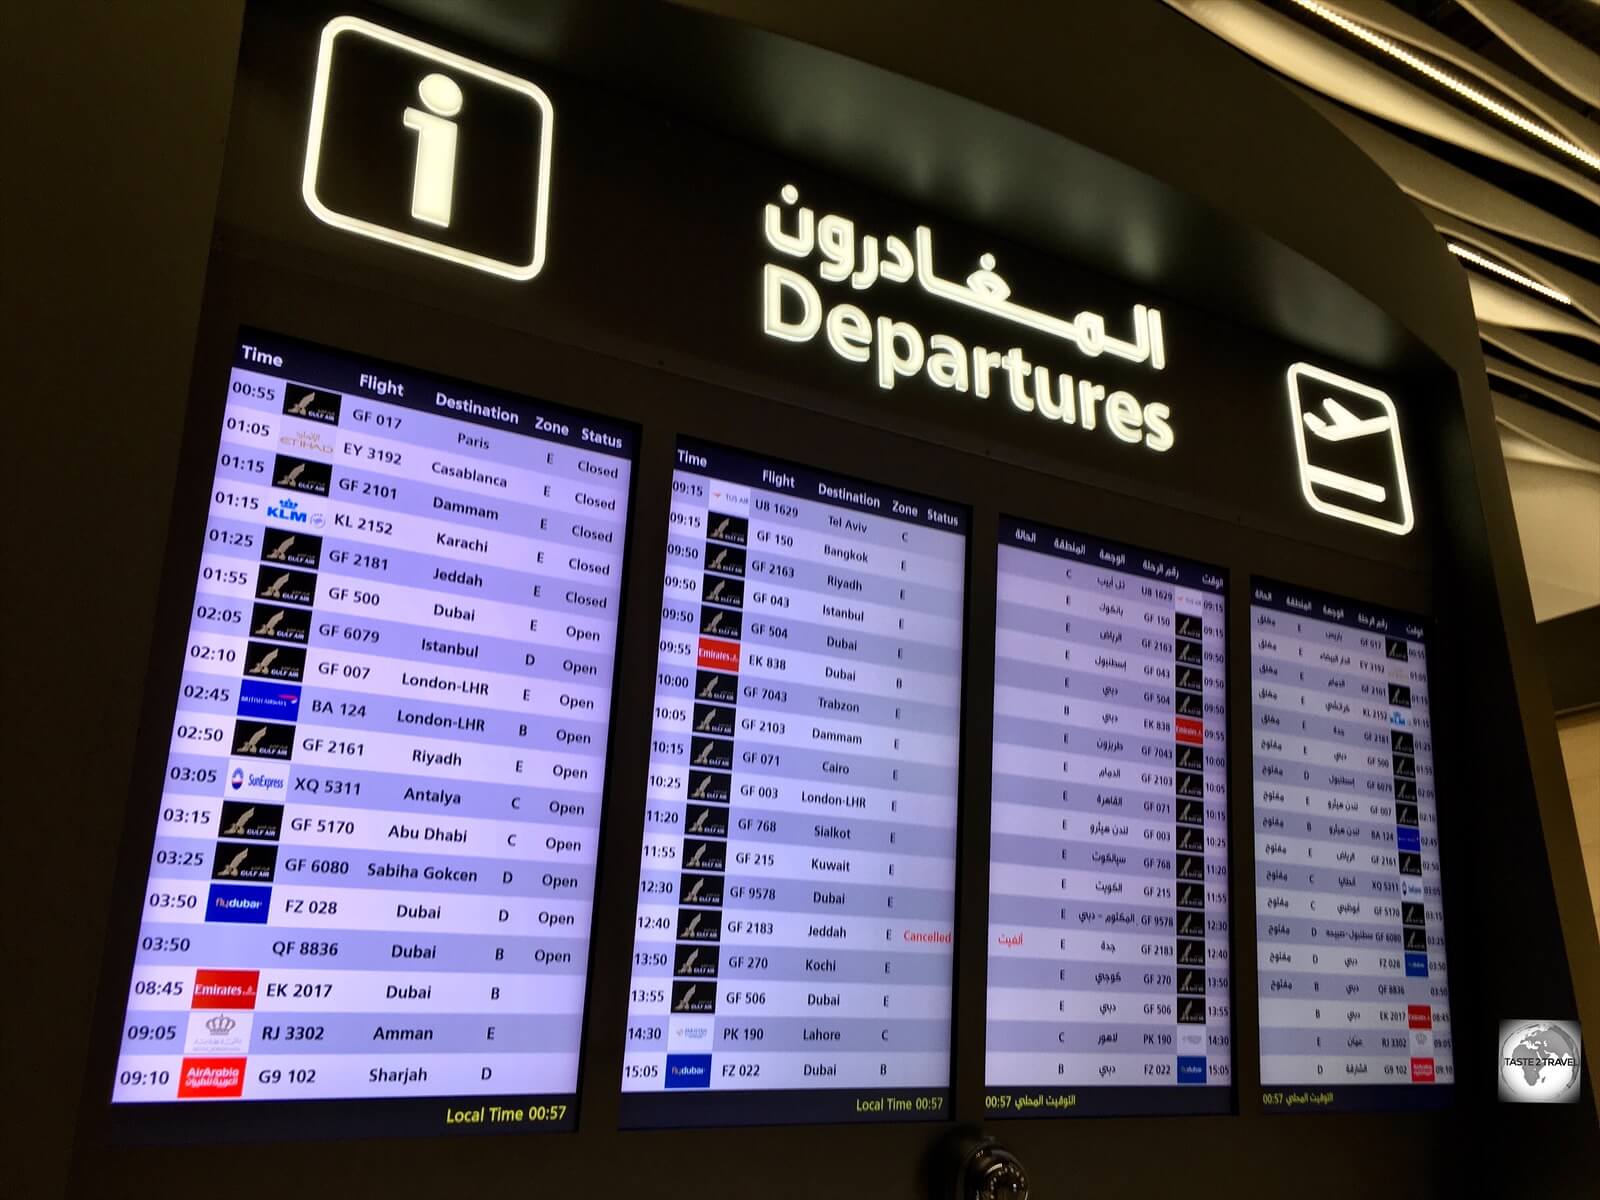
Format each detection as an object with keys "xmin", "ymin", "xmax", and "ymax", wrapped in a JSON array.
[{"xmin": 302, "ymin": 17, "xmax": 553, "ymax": 280}]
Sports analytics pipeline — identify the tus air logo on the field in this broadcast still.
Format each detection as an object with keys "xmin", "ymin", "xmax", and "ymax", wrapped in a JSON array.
[
  {"xmin": 1287, "ymin": 362, "xmax": 1414, "ymax": 535},
  {"xmin": 302, "ymin": 17, "xmax": 553, "ymax": 280}
]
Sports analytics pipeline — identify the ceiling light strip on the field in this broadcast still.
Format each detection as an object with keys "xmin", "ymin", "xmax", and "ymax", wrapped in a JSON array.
[
  {"xmin": 1291, "ymin": 0, "xmax": 1600, "ymax": 173},
  {"xmin": 1447, "ymin": 243, "xmax": 1573, "ymax": 305}
]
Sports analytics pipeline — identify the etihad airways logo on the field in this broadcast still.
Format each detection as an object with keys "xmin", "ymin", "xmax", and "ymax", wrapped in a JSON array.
[{"xmin": 762, "ymin": 184, "xmax": 1174, "ymax": 452}]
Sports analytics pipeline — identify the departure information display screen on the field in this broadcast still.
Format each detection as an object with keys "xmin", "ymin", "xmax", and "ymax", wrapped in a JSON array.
[
  {"xmin": 620, "ymin": 439, "xmax": 967, "ymax": 1128},
  {"xmin": 986, "ymin": 518, "xmax": 1231, "ymax": 1117},
  {"xmin": 1251, "ymin": 579, "xmax": 1453, "ymax": 1111},
  {"xmin": 111, "ymin": 330, "xmax": 634, "ymax": 1137}
]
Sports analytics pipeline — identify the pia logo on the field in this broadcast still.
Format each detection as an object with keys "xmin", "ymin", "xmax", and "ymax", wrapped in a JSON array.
[{"xmin": 302, "ymin": 17, "xmax": 553, "ymax": 280}]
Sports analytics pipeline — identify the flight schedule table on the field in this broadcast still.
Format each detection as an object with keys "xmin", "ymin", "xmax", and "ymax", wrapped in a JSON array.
[
  {"xmin": 987, "ymin": 519, "xmax": 1231, "ymax": 1117},
  {"xmin": 1251, "ymin": 579, "xmax": 1453, "ymax": 1112},
  {"xmin": 112, "ymin": 331, "xmax": 634, "ymax": 1137},
  {"xmin": 621, "ymin": 439, "xmax": 967, "ymax": 1128}
]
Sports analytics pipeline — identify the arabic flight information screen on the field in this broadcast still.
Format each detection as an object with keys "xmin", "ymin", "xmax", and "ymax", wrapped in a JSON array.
[
  {"xmin": 620, "ymin": 438, "xmax": 967, "ymax": 1128},
  {"xmin": 986, "ymin": 518, "xmax": 1231, "ymax": 1117},
  {"xmin": 111, "ymin": 330, "xmax": 634, "ymax": 1138},
  {"xmin": 1251, "ymin": 579, "xmax": 1454, "ymax": 1112}
]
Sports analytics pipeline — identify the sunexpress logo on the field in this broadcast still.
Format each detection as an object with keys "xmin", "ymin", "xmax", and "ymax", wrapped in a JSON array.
[{"xmin": 302, "ymin": 17, "xmax": 553, "ymax": 280}]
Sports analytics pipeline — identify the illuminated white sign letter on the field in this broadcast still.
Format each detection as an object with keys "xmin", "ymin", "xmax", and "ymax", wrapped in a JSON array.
[
  {"xmin": 404, "ymin": 73, "xmax": 463, "ymax": 227},
  {"xmin": 763, "ymin": 264, "xmax": 821, "ymax": 343}
]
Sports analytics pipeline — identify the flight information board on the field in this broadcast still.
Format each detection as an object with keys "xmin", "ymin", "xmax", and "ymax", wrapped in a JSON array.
[
  {"xmin": 620, "ymin": 439, "xmax": 967, "ymax": 1128},
  {"xmin": 111, "ymin": 330, "xmax": 634, "ymax": 1137},
  {"xmin": 986, "ymin": 518, "xmax": 1231, "ymax": 1117},
  {"xmin": 1251, "ymin": 579, "xmax": 1454, "ymax": 1112}
]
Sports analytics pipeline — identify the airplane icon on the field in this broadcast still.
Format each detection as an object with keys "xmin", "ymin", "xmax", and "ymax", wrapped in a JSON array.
[
  {"xmin": 1302, "ymin": 398, "xmax": 1392, "ymax": 444},
  {"xmin": 1287, "ymin": 362, "xmax": 1414, "ymax": 535},
  {"xmin": 1300, "ymin": 397, "xmax": 1393, "ymax": 503}
]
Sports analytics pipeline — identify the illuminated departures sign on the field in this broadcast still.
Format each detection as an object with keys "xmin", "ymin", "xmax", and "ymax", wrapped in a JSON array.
[
  {"xmin": 292, "ymin": 14, "xmax": 1420, "ymax": 542},
  {"xmin": 762, "ymin": 186, "xmax": 1175, "ymax": 453}
]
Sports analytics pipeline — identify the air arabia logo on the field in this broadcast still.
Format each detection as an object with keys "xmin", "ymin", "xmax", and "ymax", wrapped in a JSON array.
[
  {"xmin": 178, "ymin": 1058, "xmax": 246, "ymax": 1099},
  {"xmin": 761, "ymin": 184, "xmax": 1175, "ymax": 452}
]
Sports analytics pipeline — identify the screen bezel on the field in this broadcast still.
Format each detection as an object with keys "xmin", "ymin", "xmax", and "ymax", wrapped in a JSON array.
[
  {"xmin": 76, "ymin": 248, "xmax": 1459, "ymax": 1188},
  {"xmin": 984, "ymin": 515, "xmax": 1234, "ymax": 1117},
  {"xmin": 617, "ymin": 433, "xmax": 975, "ymax": 1130},
  {"xmin": 1245, "ymin": 576, "xmax": 1456, "ymax": 1112},
  {"xmin": 95, "ymin": 322, "xmax": 644, "ymax": 1141}
]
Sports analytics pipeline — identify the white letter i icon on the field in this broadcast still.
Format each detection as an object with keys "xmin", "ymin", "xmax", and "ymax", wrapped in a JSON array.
[{"xmin": 404, "ymin": 72, "xmax": 463, "ymax": 227}]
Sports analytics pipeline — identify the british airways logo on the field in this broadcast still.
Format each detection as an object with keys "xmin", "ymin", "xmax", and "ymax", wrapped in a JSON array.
[{"xmin": 238, "ymin": 679, "xmax": 302, "ymax": 721}]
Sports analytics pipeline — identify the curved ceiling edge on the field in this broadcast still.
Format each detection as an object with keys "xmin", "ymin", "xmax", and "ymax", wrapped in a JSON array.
[
  {"xmin": 1420, "ymin": 202, "xmax": 1600, "ymax": 330},
  {"xmin": 1481, "ymin": 324, "xmax": 1600, "ymax": 390},
  {"xmin": 1166, "ymin": 0, "xmax": 1600, "ymax": 209},
  {"xmin": 1457, "ymin": 0, "xmax": 1600, "ymax": 112},
  {"xmin": 1318, "ymin": 0, "xmax": 1600, "ymax": 161}
]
